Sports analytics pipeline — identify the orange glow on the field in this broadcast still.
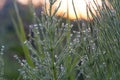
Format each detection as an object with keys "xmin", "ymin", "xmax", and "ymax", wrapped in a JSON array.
[
  {"xmin": 17, "ymin": 0, "xmax": 29, "ymax": 5},
  {"xmin": 17, "ymin": 0, "xmax": 113, "ymax": 20},
  {"xmin": 17, "ymin": 0, "xmax": 42, "ymax": 6},
  {"xmin": 0, "ymin": 0, "xmax": 6, "ymax": 10}
]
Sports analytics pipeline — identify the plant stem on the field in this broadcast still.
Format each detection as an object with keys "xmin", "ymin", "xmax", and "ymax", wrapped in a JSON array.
[{"xmin": 13, "ymin": 0, "xmax": 34, "ymax": 67}]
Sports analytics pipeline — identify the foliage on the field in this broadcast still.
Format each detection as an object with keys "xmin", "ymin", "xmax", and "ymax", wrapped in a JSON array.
[{"xmin": 12, "ymin": 0, "xmax": 120, "ymax": 80}]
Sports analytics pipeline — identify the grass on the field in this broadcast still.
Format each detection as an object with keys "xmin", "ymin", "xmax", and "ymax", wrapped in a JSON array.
[
  {"xmin": 12, "ymin": 0, "xmax": 34, "ymax": 68},
  {"xmin": 1, "ymin": 0, "xmax": 120, "ymax": 80}
]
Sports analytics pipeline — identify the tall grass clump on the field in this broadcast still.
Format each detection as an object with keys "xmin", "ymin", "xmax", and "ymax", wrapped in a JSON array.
[
  {"xmin": 12, "ymin": 0, "xmax": 35, "ymax": 67},
  {"xmin": 13, "ymin": 0, "xmax": 120, "ymax": 80}
]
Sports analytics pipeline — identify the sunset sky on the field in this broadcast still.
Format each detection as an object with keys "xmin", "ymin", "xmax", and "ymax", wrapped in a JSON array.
[
  {"xmin": 16, "ymin": 0, "xmax": 113, "ymax": 20},
  {"xmin": 0, "ymin": 0, "xmax": 113, "ymax": 20}
]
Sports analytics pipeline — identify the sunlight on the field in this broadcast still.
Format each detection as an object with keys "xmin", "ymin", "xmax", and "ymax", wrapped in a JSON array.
[
  {"xmin": 17, "ymin": 0, "xmax": 113, "ymax": 20},
  {"xmin": 17, "ymin": 0, "xmax": 29, "ymax": 5}
]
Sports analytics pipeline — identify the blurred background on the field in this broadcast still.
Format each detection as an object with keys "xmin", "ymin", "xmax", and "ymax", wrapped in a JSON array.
[{"xmin": 0, "ymin": 0, "xmax": 35, "ymax": 79}]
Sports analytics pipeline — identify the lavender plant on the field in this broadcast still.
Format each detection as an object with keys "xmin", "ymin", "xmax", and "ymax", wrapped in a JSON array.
[
  {"xmin": 0, "ymin": 46, "xmax": 5, "ymax": 80},
  {"xmin": 12, "ymin": 0, "xmax": 120, "ymax": 80}
]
